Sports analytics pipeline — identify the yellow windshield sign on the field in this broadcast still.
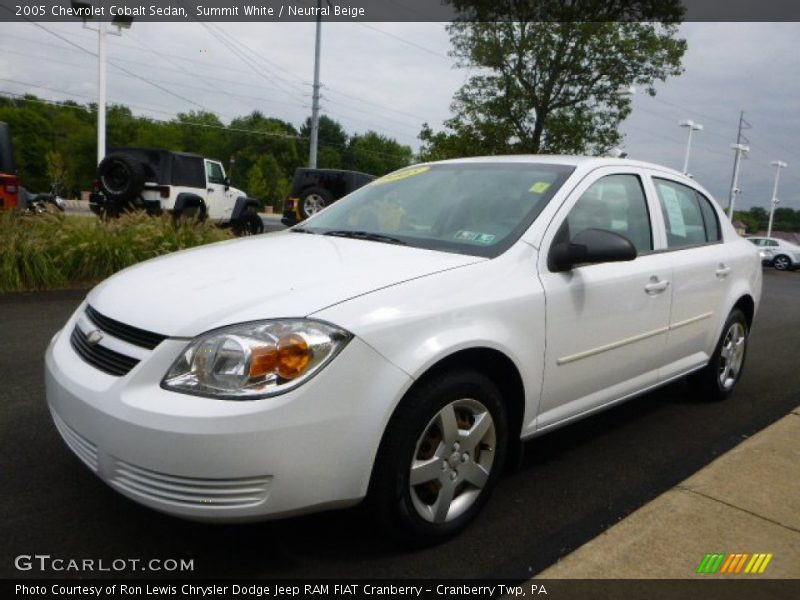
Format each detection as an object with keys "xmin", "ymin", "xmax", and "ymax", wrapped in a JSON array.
[
  {"xmin": 529, "ymin": 181, "xmax": 551, "ymax": 194},
  {"xmin": 374, "ymin": 166, "xmax": 430, "ymax": 185}
]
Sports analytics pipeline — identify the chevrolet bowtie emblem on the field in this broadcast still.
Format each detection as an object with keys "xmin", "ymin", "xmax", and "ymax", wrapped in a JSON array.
[{"xmin": 86, "ymin": 330, "xmax": 104, "ymax": 346}]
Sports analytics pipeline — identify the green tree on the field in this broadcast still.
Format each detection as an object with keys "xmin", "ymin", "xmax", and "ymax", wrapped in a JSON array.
[
  {"xmin": 420, "ymin": 0, "xmax": 686, "ymax": 159},
  {"xmin": 345, "ymin": 131, "xmax": 413, "ymax": 175},
  {"xmin": 246, "ymin": 162, "xmax": 269, "ymax": 202},
  {"xmin": 300, "ymin": 115, "xmax": 348, "ymax": 167}
]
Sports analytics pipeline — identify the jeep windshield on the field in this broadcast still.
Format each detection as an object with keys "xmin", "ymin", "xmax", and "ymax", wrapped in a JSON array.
[{"xmin": 294, "ymin": 162, "xmax": 574, "ymax": 258}]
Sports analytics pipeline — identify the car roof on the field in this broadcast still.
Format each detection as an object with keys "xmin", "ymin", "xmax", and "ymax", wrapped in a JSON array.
[{"xmin": 427, "ymin": 155, "xmax": 689, "ymax": 177}]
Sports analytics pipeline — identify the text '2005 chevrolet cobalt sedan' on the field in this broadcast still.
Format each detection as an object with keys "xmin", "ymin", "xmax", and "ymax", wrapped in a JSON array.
[{"xmin": 46, "ymin": 156, "xmax": 761, "ymax": 544}]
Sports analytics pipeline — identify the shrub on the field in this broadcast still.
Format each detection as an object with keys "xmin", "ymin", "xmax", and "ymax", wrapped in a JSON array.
[{"xmin": 0, "ymin": 212, "xmax": 234, "ymax": 292}]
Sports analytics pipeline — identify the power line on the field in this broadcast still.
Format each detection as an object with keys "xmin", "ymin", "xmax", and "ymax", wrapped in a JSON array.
[{"xmin": 26, "ymin": 20, "xmax": 214, "ymax": 112}]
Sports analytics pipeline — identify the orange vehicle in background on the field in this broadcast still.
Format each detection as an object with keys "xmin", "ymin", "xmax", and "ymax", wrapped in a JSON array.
[{"xmin": 0, "ymin": 122, "xmax": 20, "ymax": 210}]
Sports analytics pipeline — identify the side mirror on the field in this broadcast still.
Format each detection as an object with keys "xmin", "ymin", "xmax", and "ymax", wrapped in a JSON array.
[
  {"xmin": 223, "ymin": 176, "xmax": 231, "ymax": 190},
  {"xmin": 549, "ymin": 228, "xmax": 637, "ymax": 272}
]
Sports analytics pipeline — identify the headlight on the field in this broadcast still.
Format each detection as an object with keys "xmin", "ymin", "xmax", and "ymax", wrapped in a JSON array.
[{"xmin": 162, "ymin": 320, "xmax": 352, "ymax": 399}]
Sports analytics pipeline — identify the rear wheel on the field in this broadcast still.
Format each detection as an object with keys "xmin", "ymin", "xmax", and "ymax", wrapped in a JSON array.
[
  {"xmin": 689, "ymin": 309, "xmax": 749, "ymax": 401},
  {"xmin": 773, "ymin": 254, "xmax": 791, "ymax": 271},
  {"xmin": 298, "ymin": 187, "xmax": 333, "ymax": 220},
  {"xmin": 368, "ymin": 370, "xmax": 508, "ymax": 546}
]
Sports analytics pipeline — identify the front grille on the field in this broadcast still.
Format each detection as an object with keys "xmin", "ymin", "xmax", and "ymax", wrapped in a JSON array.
[
  {"xmin": 70, "ymin": 326, "xmax": 140, "ymax": 377},
  {"xmin": 85, "ymin": 305, "xmax": 167, "ymax": 350},
  {"xmin": 111, "ymin": 459, "xmax": 271, "ymax": 508},
  {"xmin": 51, "ymin": 411, "xmax": 98, "ymax": 472}
]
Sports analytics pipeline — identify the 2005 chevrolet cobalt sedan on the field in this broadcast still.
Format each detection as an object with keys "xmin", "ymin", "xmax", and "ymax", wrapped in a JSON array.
[{"xmin": 46, "ymin": 156, "xmax": 761, "ymax": 544}]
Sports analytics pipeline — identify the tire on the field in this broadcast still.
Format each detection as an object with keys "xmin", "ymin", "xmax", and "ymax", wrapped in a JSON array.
[
  {"xmin": 97, "ymin": 153, "xmax": 146, "ymax": 203},
  {"xmin": 298, "ymin": 187, "xmax": 333, "ymax": 220},
  {"xmin": 232, "ymin": 212, "xmax": 264, "ymax": 236},
  {"xmin": 368, "ymin": 370, "xmax": 508, "ymax": 546},
  {"xmin": 689, "ymin": 309, "xmax": 749, "ymax": 402},
  {"xmin": 773, "ymin": 254, "xmax": 792, "ymax": 271}
]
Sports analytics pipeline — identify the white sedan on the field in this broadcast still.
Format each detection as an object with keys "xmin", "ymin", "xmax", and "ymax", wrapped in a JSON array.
[
  {"xmin": 45, "ymin": 156, "xmax": 762, "ymax": 545},
  {"xmin": 746, "ymin": 236, "xmax": 800, "ymax": 271}
]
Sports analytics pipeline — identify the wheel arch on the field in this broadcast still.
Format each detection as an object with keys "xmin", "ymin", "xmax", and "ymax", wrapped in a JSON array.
[
  {"xmin": 370, "ymin": 346, "xmax": 527, "ymax": 488},
  {"xmin": 732, "ymin": 293, "xmax": 755, "ymax": 330},
  {"xmin": 172, "ymin": 192, "xmax": 206, "ymax": 216}
]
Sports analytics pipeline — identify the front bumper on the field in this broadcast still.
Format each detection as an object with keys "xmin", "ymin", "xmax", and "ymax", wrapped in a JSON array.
[{"xmin": 45, "ymin": 307, "xmax": 412, "ymax": 522}]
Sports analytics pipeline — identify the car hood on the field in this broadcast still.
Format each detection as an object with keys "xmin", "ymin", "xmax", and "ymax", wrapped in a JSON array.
[{"xmin": 87, "ymin": 231, "xmax": 484, "ymax": 338}]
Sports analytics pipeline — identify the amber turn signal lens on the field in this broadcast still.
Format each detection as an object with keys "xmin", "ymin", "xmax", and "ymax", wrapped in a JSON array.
[
  {"xmin": 277, "ymin": 334, "xmax": 311, "ymax": 379},
  {"xmin": 249, "ymin": 344, "xmax": 278, "ymax": 378}
]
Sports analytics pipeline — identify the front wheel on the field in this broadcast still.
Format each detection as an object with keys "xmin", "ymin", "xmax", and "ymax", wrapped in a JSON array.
[
  {"xmin": 232, "ymin": 212, "xmax": 264, "ymax": 236},
  {"xmin": 773, "ymin": 254, "xmax": 792, "ymax": 271},
  {"xmin": 368, "ymin": 370, "xmax": 508, "ymax": 546},
  {"xmin": 689, "ymin": 309, "xmax": 749, "ymax": 401}
]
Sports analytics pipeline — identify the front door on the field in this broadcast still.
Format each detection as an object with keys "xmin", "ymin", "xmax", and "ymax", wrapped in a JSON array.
[
  {"xmin": 204, "ymin": 160, "xmax": 233, "ymax": 220},
  {"xmin": 536, "ymin": 168, "xmax": 673, "ymax": 430}
]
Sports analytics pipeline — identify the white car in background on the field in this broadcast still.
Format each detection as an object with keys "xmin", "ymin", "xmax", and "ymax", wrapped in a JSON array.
[
  {"xmin": 45, "ymin": 156, "xmax": 762, "ymax": 545},
  {"xmin": 746, "ymin": 236, "xmax": 800, "ymax": 271}
]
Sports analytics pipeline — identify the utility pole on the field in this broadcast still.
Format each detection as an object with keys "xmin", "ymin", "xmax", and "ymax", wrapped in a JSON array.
[
  {"xmin": 728, "ymin": 143, "xmax": 749, "ymax": 221},
  {"xmin": 767, "ymin": 160, "xmax": 787, "ymax": 237},
  {"xmin": 308, "ymin": 0, "xmax": 323, "ymax": 168},
  {"xmin": 97, "ymin": 17, "xmax": 107, "ymax": 165},
  {"xmin": 727, "ymin": 111, "xmax": 751, "ymax": 219}
]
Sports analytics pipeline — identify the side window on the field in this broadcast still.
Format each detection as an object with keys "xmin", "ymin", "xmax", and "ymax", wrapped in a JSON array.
[
  {"xmin": 696, "ymin": 191, "xmax": 721, "ymax": 242},
  {"xmin": 767, "ymin": 240, "xmax": 779, "ymax": 247},
  {"xmin": 559, "ymin": 174, "xmax": 652, "ymax": 253},
  {"xmin": 653, "ymin": 179, "xmax": 708, "ymax": 248},
  {"xmin": 206, "ymin": 161, "xmax": 225, "ymax": 185}
]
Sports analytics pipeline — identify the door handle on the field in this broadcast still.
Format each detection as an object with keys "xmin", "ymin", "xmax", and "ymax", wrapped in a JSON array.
[
  {"xmin": 207, "ymin": 188, "xmax": 214, "ymax": 192},
  {"xmin": 716, "ymin": 264, "xmax": 731, "ymax": 278},
  {"xmin": 644, "ymin": 278, "xmax": 670, "ymax": 295}
]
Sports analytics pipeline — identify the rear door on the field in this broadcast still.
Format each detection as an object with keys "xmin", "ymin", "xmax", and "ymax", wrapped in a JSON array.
[
  {"xmin": 648, "ymin": 175, "xmax": 733, "ymax": 379},
  {"xmin": 536, "ymin": 167, "xmax": 674, "ymax": 429}
]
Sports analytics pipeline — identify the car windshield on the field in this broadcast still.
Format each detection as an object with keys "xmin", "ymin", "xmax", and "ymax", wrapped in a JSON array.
[{"xmin": 295, "ymin": 162, "xmax": 574, "ymax": 258}]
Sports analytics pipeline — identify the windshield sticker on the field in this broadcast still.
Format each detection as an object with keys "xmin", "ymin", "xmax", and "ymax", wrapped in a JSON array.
[
  {"xmin": 374, "ymin": 166, "xmax": 430, "ymax": 185},
  {"xmin": 529, "ymin": 181, "xmax": 551, "ymax": 194},
  {"xmin": 455, "ymin": 230, "xmax": 496, "ymax": 244}
]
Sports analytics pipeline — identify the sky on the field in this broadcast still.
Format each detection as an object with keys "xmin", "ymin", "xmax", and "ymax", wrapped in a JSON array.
[{"xmin": 0, "ymin": 20, "xmax": 798, "ymax": 212}]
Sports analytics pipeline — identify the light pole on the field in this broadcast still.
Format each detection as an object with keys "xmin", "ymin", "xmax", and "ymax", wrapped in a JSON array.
[
  {"xmin": 70, "ymin": 1, "xmax": 132, "ymax": 165},
  {"xmin": 679, "ymin": 119, "xmax": 703, "ymax": 175},
  {"xmin": 727, "ymin": 143, "xmax": 749, "ymax": 220},
  {"xmin": 767, "ymin": 160, "xmax": 787, "ymax": 238}
]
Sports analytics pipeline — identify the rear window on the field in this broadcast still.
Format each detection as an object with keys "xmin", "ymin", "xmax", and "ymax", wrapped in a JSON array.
[{"xmin": 653, "ymin": 178, "xmax": 715, "ymax": 248}]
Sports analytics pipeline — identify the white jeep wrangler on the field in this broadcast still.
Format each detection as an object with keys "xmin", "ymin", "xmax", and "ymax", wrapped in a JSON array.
[{"xmin": 90, "ymin": 148, "xmax": 263, "ymax": 235}]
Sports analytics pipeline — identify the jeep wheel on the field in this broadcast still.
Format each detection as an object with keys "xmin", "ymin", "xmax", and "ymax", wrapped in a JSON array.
[
  {"xmin": 97, "ymin": 153, "xmax": 146, "ymax": 203},
  {"xmin": 233, "ymin": 212, "xmax": 264, "ymax": 236},
  {"xmin": 299, "ymin": 187, "xmax": 333, "ymax": 220}
]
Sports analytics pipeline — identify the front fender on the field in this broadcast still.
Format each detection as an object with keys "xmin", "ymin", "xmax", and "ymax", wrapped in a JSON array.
[{"xmin": 312, "ymin": 242, "xmax": 546, "ymax": 436}]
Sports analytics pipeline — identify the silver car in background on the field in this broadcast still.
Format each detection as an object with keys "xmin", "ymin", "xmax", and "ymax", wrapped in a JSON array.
[{"xmin": 747, "ymin": 237, "xmax": 800, "ymax": 271}]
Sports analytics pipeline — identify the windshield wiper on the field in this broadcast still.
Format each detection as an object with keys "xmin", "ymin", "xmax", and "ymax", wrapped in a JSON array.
[
  {"xmin": 291, "ymin": 227, "xmax": 316, "ymax": 234},
  {"xmin": 322, "ymin": 230, "xmax": 407, "ymax": 245}
]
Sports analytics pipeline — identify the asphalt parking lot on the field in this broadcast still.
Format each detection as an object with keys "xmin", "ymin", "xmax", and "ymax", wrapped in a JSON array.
[{"xmin": 1, "ymin": 269, "xmax": 798, "ymax": 580}]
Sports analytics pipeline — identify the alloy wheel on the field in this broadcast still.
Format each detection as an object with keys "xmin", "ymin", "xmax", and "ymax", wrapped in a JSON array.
[
  {"xmin": 409, "ymin": 398, "xmax": 496, "ymax": 524},
  {"xmin": 719, "ymin": 322, "xmax": 746, "ymax": 390}
]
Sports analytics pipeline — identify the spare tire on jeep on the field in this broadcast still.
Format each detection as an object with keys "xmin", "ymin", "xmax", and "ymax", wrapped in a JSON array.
[{"xmin": 97, "ymin": 153, "xmax": 146, "ymax": 203}]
